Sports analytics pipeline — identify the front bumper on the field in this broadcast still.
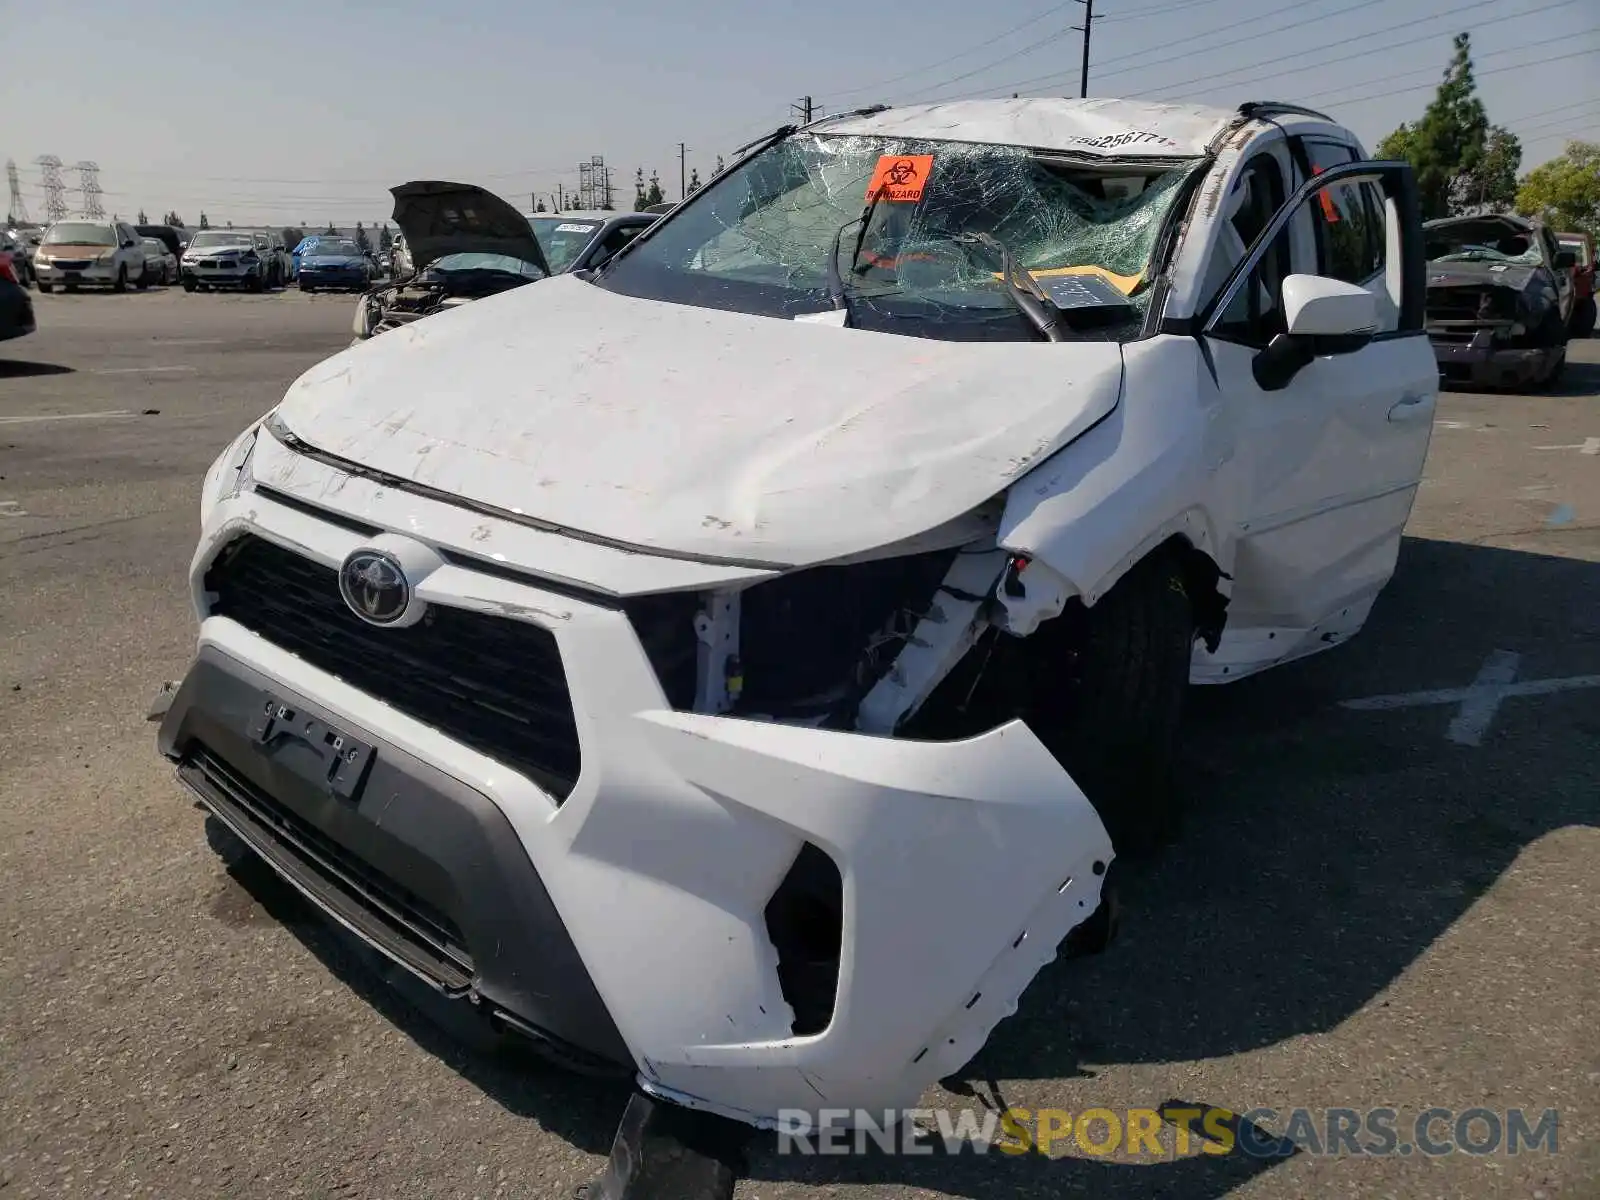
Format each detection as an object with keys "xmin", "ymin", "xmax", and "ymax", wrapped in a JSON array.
[
  {"xmin": 160, "ymin": 480, "xmax": 1113, "ymax": 1127},
  {"xmin": 300, "ymin": 269, "xmax": 367, "ymax": 288},
  {"xmin": 182, "ymin": 261, "xmax": 261, "ymax": 285},
  {"xmin": 1430, "ymin": 329, "xmax": 1561, "ymax": 388},
  {"xmin": 34, "ymin": 260, "xmax": 117, "ymax": 285}
]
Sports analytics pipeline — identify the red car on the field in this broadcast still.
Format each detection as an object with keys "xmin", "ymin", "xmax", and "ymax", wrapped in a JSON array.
[{"xmin": 1557, "ymin": 231, "xmax": 1595, "ymax": 337}]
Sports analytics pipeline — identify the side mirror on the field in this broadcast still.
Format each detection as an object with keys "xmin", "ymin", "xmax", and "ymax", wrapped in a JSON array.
[
  {"xmin": 122, "ymin": 239, "xmax": 137, "ymax": 248},
  {"xmin": 1553, "ymin": 249, "xmax": 1576, "ymax": 270},
  {"xmin": 1253, "ymin": 274, "xmax": 1379, "ymax": 391}
]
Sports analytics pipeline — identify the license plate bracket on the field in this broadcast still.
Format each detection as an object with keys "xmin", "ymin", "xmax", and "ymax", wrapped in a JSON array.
[{"xmin": 248, "ymin": 695, "xmax": 375, "ymax": 801}]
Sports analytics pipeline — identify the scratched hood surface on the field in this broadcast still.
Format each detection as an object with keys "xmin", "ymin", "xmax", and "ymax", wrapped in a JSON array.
[{"xmin": 272, "ymin": 273, "xmax": 1123, "ymax": 567}]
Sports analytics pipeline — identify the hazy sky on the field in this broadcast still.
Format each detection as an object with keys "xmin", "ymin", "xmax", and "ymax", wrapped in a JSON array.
[{"xmin": 4, "ymin": 0, "xmax": 1595, "ymax": 227}]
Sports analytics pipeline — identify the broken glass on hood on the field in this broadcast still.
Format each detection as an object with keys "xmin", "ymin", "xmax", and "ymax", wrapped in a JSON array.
[{"xmin": 597, "ymin": 132, "xmax": 1201, "ymax": 342}]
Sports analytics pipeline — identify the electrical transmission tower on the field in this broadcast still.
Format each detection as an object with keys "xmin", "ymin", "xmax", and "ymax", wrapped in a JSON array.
[
  {"xmin": 576, "ymin": 156, "xmax": 611, "ymax": 210},
  {"xmin": 36, "ymin": 156, "xmax": 69, "ymax": 222},
  {"xmin": 5, "ymin": 160, "xmax": 28, "ymax": 223},
  {"xmin": 75, "ymin": 161, "xmax": 105, "ymax": 218}
]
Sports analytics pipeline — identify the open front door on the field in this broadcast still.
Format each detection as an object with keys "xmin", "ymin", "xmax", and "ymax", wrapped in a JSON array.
[{"xmin": 1193, "ymin": 158, "xmax": 1437, "ymax": 682}]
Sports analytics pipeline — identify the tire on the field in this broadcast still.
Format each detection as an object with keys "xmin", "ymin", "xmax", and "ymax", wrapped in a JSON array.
[
  {"xmin": 246, "ymin": 272, "xmax": 264, "ymax": 294},
  {"xmin": 112, "ymin": 264, "xmax": 128, "ymax": 293},
  {"xmin": 181, "ymin": 277, "xmax": 197, "ymax": 292},
  {"xmin": 1571, "ymin": 296, "xmax": 1597, "ymax": 339},
  {"xmin": 38, "ymin": 282, "xmax": 53, "ymax": 293},
  {"xmin": 136, "ymin": 269, "xmax": 150, "ymax": 290},
  {"xmin": 1541, "ymin": 351, "xmax": 1567, "ymax": 391},
  {"xmin": 1039, "ymin": 550, "xmax": 1196, "ymax": 856},
  {"xmin": 299, "ymin": 282, "xmax": 314, "ymax": 293}
]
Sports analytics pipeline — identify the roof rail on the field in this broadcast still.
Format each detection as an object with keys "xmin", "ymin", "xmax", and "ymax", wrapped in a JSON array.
[{"xmin": 1237, "ymin": 101, "xmax": 1336, "ymax": 123}]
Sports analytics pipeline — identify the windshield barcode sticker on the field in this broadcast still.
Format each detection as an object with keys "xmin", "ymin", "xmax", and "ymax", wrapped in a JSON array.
[
  {"xmin": 866, "ymin": 155, "xmax": 934, "ymax": 203},
  {"xmin": 556, "ymin": 223, "xmax": 596, "ymax": 233}
]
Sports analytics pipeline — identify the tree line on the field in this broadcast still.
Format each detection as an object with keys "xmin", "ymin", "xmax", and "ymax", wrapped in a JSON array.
[{"xmin": 1377, "ymin": 33, "xmax": 1598, "ymax": 236}]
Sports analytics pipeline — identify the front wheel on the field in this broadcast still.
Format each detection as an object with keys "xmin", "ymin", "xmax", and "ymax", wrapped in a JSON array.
[
  {"xmin": 181, "ymin": 277, "xmax": 197, "ymax": 292},
  {"xmin": 136, "ymin": 269, "xmax": 151, "ymax": 290},
  {"xmin": 1570, "ymin": 296, "xmax": 1597, "ymax": 339},
  {"xmin": 112, "ymin": 265, "xmax": 128, "ymax": 293},
  {"xmin": 38, "ymin": 282, "xmax": 53, "ymax": 293},
  {"xmin": 1037, "ymin": 550, "xmax": 1196, "ymax": 856}
]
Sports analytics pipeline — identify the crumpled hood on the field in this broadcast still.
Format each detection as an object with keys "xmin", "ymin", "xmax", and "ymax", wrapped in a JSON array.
[
  {"xmin": 271, "ymin": 274, "xmax": 1124, "ymax": 567},
  {"xmin": 1426, "ymin": 260, "xmax": 1538, "ymax": 290},
  {"xmin": 390, "ymin": 181, "xmax": 549, "ymax": 276}
]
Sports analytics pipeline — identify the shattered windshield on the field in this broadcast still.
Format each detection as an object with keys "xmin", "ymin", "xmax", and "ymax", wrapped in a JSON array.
[
  {"xmin": 1425, "ymin": 222, "xmax": 1543, "ymax": 266},
  {"xmin": 596, "ymin": 132, "xmax": 1199, "ymax": 341}
]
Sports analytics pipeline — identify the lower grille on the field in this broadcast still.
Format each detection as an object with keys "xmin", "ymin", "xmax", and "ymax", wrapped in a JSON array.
[
  {"xmin": 205, "ymin": 534, "xmax": 581, "ymax": 800},
  {"xmin": 182, "ymin": 745, "xmax": 474, "ymax": 991}
]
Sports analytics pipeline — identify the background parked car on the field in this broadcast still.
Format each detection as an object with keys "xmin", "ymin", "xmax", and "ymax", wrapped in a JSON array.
[
  {"xmin": 180, "ymin": 229, "xmax": 272, "ymax": 292},
  {"xmin": 33, "ymin": 219, "xmax": 151, "ymax": 293},
  {"xmin": 0, "ymin": 230, "xmax": 33, "ymax": 287},
  {"xmin": 135, "ymin": 223, "xmax": 185, "ymax": 262},
  {"xmin": 1423, "ymin": 214, "xmax": 1575, "ymax": 390},
  {"xmin": 141, "ymin": 237, "xmax": 178, "ymax": 285},
  {"xmin": 297, "ymin": 236, "xmax": 373, "ymax": 292},
  {"xmin": 353, "ymin": 184, "xmax": 658, "ymax": 339},
  {"xmin": 0, "ymin": 247, "xmax": 35, "ymax": 341},
  {"xmin": 1556, "ymin": 231, "xmax": 1595, "ymax": 337}
]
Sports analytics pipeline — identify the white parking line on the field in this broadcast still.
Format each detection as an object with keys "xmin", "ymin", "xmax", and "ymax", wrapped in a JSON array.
[
  {"xmin": 1340, "ymin": 649, "xmax": 1600, "ymax": 746},
  {"xmin": 1534, "ymin": 438, "xmax": 1600, "ymax": 455},
  {"xmin": 0, "ymin": 500, "xmax": 26, "ymax": 518},
  {"xmin": 92, "ymin": 366, "xmax": 197, "ymax": 375},
  {"xmin": 0, "ymin": 409, "xmax": 135, "ymax": 425}
]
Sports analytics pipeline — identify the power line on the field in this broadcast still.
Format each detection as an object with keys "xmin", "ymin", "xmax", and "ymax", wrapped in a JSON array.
[
  {"xmin": 1099, "ymin": 0, "xmax": 1230, "ymax": 21},
  {"xmin": 830, "ymin": 0, "xmax": 1080, "ymax": 98},
  {"xmin": 1134, "ymin": 0, "xmax": 1581, "ymax": 101},
  {"xmin": 1292, "ymin": 31, "xmax": 1580, "ymax": 104},
  {"xmin": 902, "ymin": 28, "xmax": 1077, "ymax": 102},
  {"xmin": 902, "ymin": 0, "xmax": 1375, "ymax": 103},
  {"xmin": 1330, "ymin": 44, "xmax": 1599, "ymax": 107}
]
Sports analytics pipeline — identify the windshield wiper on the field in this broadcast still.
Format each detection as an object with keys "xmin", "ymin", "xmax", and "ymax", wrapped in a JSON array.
[{"xmin": 953, "ymin": 232, "xmax": 1063, "ymax": 343}]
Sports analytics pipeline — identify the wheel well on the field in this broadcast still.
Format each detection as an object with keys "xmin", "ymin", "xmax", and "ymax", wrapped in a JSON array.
[{"xmin": 1163, "ymin": 535, "xmax": 1229, "ymax": 653}]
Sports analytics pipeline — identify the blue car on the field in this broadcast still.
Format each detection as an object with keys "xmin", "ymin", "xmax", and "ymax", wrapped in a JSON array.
[{"xmin": 297, "ymin": 236, "xmax": 373, "ymax": 293}]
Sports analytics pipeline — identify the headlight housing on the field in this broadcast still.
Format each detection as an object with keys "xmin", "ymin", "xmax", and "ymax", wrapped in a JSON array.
[{"xmin": 200, "ymin": 423, "xmax": 262, "ymax": 529}]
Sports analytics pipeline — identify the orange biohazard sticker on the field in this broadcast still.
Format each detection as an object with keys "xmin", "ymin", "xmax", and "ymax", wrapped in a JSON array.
[{"xmin": 865, "ymin": 155, "xmax": 934, "ymax": 203}]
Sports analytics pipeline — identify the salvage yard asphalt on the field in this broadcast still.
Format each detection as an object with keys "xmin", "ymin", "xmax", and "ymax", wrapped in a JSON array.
[{"xmin": 2, "ymin": 288, "xmax": 1596, "ymax": 1200}]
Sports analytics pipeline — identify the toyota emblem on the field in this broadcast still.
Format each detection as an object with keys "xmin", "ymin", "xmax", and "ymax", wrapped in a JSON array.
[{"xmin": 339, "ymin": 549, "xmax": 410, "ymax": 625}]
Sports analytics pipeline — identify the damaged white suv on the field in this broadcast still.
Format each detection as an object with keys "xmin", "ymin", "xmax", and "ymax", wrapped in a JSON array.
[{"xmin": 155, "ymin": 98, "xmax": 1436, "ymax": 1131}]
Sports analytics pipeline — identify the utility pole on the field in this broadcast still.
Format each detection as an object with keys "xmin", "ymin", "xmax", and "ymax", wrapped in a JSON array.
[
  {"xmin": 790, "ymin": 96, "xmax": 818, "ymax": 125},
  {"xmin": 1072, "ymin": 0, "xmax": 1094, "ymax": 98},
  {"xmin": 678, "ymin": 143, "xmax": 687, "ymax": 201}
]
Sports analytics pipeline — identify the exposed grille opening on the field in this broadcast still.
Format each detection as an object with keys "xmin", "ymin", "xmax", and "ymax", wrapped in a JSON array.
[
  {"xmin": 623, "ymin": 591, "xmax": 701, "ymax": 709},
  {"xmin": 764, "ymin": 842, "xmax": 843, "ymax": 1037},
  {"xmin": 182, "ymin": 745, "xmax": 474, "ymax": 991},
  {"xmin": 205, "ymin": 534, "xmax": 581, "ymax": 800}
]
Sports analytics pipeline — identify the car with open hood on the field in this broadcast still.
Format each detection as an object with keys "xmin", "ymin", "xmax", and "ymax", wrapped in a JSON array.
[
  {"xmin": 156, "ymin": 98, "xmax": 1436, "ymax": 1144},
  {"xmin": 351, "ymin": 184, "xmax": 657, "ymax": 339},
  {"xmin": 1423, "ymin": 213, "xmax": 1576, "ymax": 389}
]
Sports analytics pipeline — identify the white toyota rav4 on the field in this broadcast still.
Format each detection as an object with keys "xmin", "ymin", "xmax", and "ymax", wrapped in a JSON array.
[{"xmin": 156, "ymin": 98, "xmax": 1436, "ymax": 1131}]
